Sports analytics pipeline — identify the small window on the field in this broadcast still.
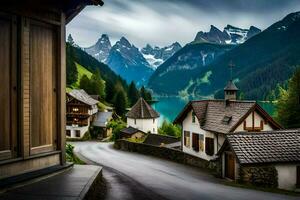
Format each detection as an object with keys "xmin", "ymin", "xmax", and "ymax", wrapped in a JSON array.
[
  {"xmin": 72, "ymin": 107, "xmax": 79, "ymax": 112},
  {"xmin": 153, "ymin": 118, "xmax": 155, "ymax": 124},
  {"xmin": 192, "ymin": 112, "xmax": 196, "ymax": 123},
  {"xmin": 75, "ymin": 130, "xmax": 81, "ymax": 137},
  {"xmin": 153, "ymin": 128, "xmax": 155, "ymax": 133},
  {"xmin": 205, "ymin": 137, "xmax": 214, "ymax": 156},
  {"xmin": 134, "ymin": 119, "xmax": 136, "ymax": 125},
  {"xmin": 222, "ymin": 116, "xmax": 232, "ymax": 124},
  {"xmin": 66, "ymin": 130, "xmax": 71, "ymax": 137},
  {"xmin": 184, "ymin": 131, "xmax": 190, "ymax": 147},
  {"xmin": 199, "ymin": 134, "xmax": 204, "ymax": 151}
]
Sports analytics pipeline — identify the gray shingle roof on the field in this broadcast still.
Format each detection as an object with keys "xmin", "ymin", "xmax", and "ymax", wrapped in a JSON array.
[
  {"xmin": 224, "ymin": 80, "xmax": 239, "ymax": 91},
  {"xmin": 68, "ymin": 89, "xmax": 99, "ymax": 106},
  {"xmin": 120, "ymin": 126, "xmax": 144, "ymax": 135},
  {"xmin": 226, "ymin": 130, "xmax": 300, "ymax": 164},
  {"xmin": 174, "ymin": 100, "xmax": 258, "ymax": 134},
  {"xmin": 126, "ymin": 98, "xmax": 160, "ymax": 119},
  {"xmin": 92, "ymin": 112, "xmax": 112, "ymax": 127}
]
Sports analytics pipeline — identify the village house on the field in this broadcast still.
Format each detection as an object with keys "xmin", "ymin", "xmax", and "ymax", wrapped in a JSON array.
[
  {"xmin": 126, "ymin": 97, "xmax": 160, "ymax": 134},
  {"xmin": 92, "ymin": 111, "xmax": 115, "ymax": 138},
  {"xmin": 120, "ymin": 126, "xmax": 147, "ymax": 140},
  {"xmin": 174, "ymin": 80, "xmax": 282, "ymax": 161},
  {"xmin": 0, "ymin": 0, "xmax": 104, "ymax": 192},
  {"xmin": 218, "ymin": 130, "xmax": 300, "ymax": 191},
  {"xmin": 66, "ymin": 89, "xmax": 99, "ymax": 138}
]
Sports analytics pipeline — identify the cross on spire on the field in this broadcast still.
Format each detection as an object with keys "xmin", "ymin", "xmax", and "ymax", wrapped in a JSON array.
[{"xmin": 228, "ymin": 61, "xmax": 235, "ymax": 81}]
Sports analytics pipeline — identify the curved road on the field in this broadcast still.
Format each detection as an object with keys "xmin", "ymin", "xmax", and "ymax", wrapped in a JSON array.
[{"xmin": 72, "ymin": 142, "xmax": 298, "ymax": 200}]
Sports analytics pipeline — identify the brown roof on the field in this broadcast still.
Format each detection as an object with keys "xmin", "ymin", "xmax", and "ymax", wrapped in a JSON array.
[
  {"xmin": 224, "ymin": 80, "xmax": 239, "ymax": 91},
  {"xmin": 126, "ymin": 98, "xmax": 160, "ymax": 119},
  {"xmin": 223, "ymin": 130, "xmax": 300, "ymax": 164},
  {"xmin": 68, "ymin": 89, "xmax": 99, "ymax": 106},
  {"xmin": 174, "ymin": 100, "xmax": 281, "ymax": 134}
]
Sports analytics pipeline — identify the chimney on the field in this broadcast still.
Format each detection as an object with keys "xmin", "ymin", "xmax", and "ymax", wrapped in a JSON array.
[{"xmin": 224, "ymin": 80, "xmax": 238, "ymax": 100}]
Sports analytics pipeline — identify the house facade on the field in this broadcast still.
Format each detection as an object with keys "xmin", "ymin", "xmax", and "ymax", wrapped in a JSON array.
[
  {"xmin": 66, "ymin": 89, "xmax": 99, "ymax": 138},
  {"xmin": 126, "ymin": 98, "xmax": 160, "ymax": 134},
  {"xmin": 174, "ymin": 81, "xmax": 281, "ymax": 161},
  {"xmin": 218, "ymin": 130, "xmax": 300, "ymax": 191},
  {"xmin": 0, "ymin": 0, "xmax": 103, "ymax": 184},
  {"xmin": 92, "ymin": 111, "xmax": 114, "ymax": 138}
]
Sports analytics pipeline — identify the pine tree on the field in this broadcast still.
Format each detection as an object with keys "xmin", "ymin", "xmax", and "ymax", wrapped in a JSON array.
[
  {"xmin": 105, "ymin": 79, "xmax": 115, "ymax": 103},
  {"xmin": 67, "ymin": 34, "xmax": 74, "ymax": 46},
  {"xmin": 66, "ymin": 44, "xmax": 78, "ymax": 85},
  {"xmin": 128, "ymin": 81, "xmax": 140, "ymax": 106},
  {"xmin": 114, "ymin": 89, "xmax": 128, "ymax": 117},
  {"xmin": 79, "ymin": 75, "xmax": 91, "ymax": 93},
  {"xmin": 90, "ymin": 69, "xmax": 105, "ymax": 99},
  {"xmin": 276, "ymin": 68, "xmax": 300, "ymax": 128},
  {"xmin": 140, "ymin": 86, "xmax": 152, "ymax": 101}
]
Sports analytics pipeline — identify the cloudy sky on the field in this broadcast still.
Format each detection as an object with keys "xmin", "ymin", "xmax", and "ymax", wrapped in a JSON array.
[{"xmin": 66, "ymin": 0, "xmax": 300, "ymax": 48}]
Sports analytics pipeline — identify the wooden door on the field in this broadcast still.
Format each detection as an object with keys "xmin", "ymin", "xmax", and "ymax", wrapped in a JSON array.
[
  {"xmin": 30, "ymin": 20, "xmax": 57, "ymax": 155},
  {"xmin": 225, "ymin": 152, "xmax": 235, "ymax": 180},
  {"xmin": 0, "ymin": 13, "xmax": 17, "ymax": 161}
]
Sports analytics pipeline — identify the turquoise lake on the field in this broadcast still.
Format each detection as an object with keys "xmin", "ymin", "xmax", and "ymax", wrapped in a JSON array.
[{"xmin": 152, "ymin": 96, "xmax": 276, "ymax": 125}]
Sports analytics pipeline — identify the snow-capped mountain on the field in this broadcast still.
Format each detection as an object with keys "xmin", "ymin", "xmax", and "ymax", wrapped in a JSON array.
[
  {"xmin": 141, "ymin": 42, "xmax": 182, "ymax": 69},
  {"xmin": 194, "ymin": 25, "xmax": 261, "ymax": 44},
  {"xmin": 84, "ymin": 34, "xmax": 111, "ymax": 63},
  {"xmin": 106, "ymin": 37, "xmax": 154, "ymax": 86}
]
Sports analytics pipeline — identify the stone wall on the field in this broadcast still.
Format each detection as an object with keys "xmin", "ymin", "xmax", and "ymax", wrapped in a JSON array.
[
  {"xmin": 114, "ymin": 140, "xmax": 220, "ymax": 173},
  {"xmin": 239, "ymin": 165, "xmax": 278, "ymax": 188}
]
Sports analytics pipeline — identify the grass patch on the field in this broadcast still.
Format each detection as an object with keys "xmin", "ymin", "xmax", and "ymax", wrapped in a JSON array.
[
  {"xmin": 66, "ymin": 143, "xmax": 85, "ymax": 165},
  {"xmin": 126, "ymin": 137, "xmax": 145, "ymax": 143},
  {"xmin": 71, "ymin": 62, "xmax": 93, "ymax": 89}
]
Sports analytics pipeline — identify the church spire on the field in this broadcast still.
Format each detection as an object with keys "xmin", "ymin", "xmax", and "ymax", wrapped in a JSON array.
[{"xmin": 224, "ymin": 61, "xmax": 238, "ymax": 100}]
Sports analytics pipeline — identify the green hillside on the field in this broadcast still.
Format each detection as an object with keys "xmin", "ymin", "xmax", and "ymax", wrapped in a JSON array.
[
  {"xmin": 73, "ymin": 62, "xmax": 93, "ymax": 88},
  {"xmin": 67, "ymin": 62, "xmax": 93, "ymax": 92}
]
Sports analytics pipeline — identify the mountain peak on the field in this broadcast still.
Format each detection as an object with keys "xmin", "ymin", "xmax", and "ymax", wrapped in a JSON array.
[
  {"xmin": 84, "ymin": 34, "xmax": 112, "ymax": 63},
  {"xmin": 119, "ymin": 37, "xmax": 131, "ymax": 47},
  {"xmin": 194, "ymin": 24, "xmax": 261, "ymax": 44},
  {"xmin": 210, "ymin": 25, "xmax": 222, "ymax": 33}
]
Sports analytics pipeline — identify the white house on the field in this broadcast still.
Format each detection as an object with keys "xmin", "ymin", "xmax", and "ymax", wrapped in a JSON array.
[
  {"xmin": 66, "ymin": 89, "xmax": 99, "ymax": 138},
  {"xmin": 126, "ymin": 98, "xmax": 160, "ymax": 134},
  {"xmin": 174, "ymin": 80, "xmax": 282, "ymax": 161},
  {"xmin": 217, "ymin": 130, "xmax": 300, "ymax": 191}
]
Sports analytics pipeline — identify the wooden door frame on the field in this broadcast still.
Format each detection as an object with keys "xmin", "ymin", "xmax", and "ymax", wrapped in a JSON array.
[
  {"xmin": 225, "ymin": 151, "xmax": 235, "ymax": 180},
  {"xmin": 0, "ymin": 12, "xmax": 18, "ymax": 161}
]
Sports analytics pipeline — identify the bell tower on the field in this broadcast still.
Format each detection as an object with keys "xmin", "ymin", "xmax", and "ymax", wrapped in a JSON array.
[{"xmin": 224, "ymin": 61, "xmax": 238, "ymax": 100}]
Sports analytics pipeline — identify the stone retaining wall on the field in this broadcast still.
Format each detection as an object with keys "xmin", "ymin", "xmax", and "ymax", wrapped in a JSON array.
[
  {"xmin": 239, "ymin": 165, "xmax": 278, "ymax": 188},
  {"xmin": 114, "ymin": 140, "xmax": 220, "ymax": 174}
]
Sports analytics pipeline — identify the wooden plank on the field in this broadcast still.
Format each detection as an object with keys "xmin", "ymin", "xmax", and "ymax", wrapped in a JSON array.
[
  {"xmin": 21, "ymin": 17, "xmax": 30, "ymax": 158},
  {"xmin": 0, "ymin": 13, "xmax": 18, "ymax": 161},
  {"xmin": 29, "ymin": 20, "xmax": 57, "ymax": 155},
  {"xmin": 58, "ymin": 13, "xmax": 66, "ymax": 164}
]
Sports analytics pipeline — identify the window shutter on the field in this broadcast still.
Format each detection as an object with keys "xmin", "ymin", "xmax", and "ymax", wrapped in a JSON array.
[{"xmin": 205, "ymin": 137, "xmax": 214, "ymax": 156}]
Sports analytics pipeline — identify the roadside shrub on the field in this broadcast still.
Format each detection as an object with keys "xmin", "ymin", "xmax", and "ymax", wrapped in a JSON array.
[
  {"xmin": 107, "ymin": 119, "xmax": 126, "ymax": 141},
  {"xmin": 66, "ymin": 143, "xmax": 85, "ymax": 164},
  {"xmin": 158, "ymin": 120, "xmax": 182, "ymax": 137}
]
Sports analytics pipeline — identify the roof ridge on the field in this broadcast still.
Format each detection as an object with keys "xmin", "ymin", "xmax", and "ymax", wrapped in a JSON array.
[
  {"xmin": 191, "ymin": 99, "xmax": 256, "ymax": 103},
  {"xmin": 228, "ymin": 129, "xmax": 300, "ymax": 135}
]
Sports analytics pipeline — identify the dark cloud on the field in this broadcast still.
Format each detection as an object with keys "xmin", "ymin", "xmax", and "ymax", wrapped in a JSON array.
[{"xmin": 67, "ymin": 0, "xmax": 300, "ymax": 48}]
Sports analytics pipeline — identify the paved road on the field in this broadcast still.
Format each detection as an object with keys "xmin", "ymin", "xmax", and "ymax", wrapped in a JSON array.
[{"xmin": 72, "ymin": 142, "xmax": 298, "ymax": 200}]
